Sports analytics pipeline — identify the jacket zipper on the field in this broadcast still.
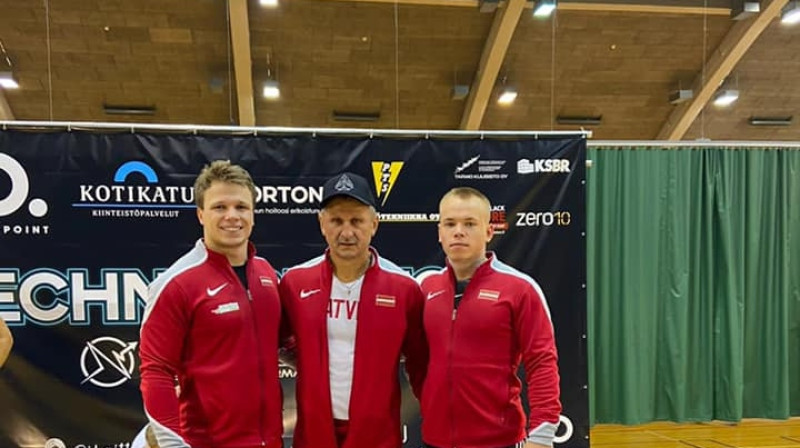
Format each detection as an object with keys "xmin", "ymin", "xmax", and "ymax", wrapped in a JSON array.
[
  {"xmin": 246, "ymin": 285, "xmax": 268, "ymax": 447},
  {"xmin": 449, "ymin": 304, "xmax": 457, "ymax": 448}
]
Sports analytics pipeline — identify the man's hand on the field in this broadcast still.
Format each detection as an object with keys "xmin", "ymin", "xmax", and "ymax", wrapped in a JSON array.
[
  {"xmin": 0, "ymin": 318, "xmax": 13, "ymax": 368},
  {"xmin": 524, "ymin": 442, "xmax": 550, "ymax": 448}
]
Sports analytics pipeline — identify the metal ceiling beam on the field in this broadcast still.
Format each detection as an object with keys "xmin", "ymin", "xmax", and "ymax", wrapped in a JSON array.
[
  {"xmin": 559, "ymin": 2, "xmax": 728, "ymax": 15},
  {"xmin": 228, "ymin": 0, "xmax": 256, "ymax": 126},
  {"xmin": 460, "ymin": 0, "xmax": 526, "ymax": 130},
  {"xmin": 656, "ymin": 0, "xmax": 788, "ymax": 140},
  {"xmin": 0, "ymin": 92, "xmax": 14, "ymax": 120},
  {"xmin": 338, "ymin": 0, "xmax": 731, "ymax": 15}
]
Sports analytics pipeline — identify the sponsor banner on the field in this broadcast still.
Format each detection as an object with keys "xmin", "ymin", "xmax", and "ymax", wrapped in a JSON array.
[{"xmin": 0, "ymin": 131, "xmax": 586, "ymax": 447}]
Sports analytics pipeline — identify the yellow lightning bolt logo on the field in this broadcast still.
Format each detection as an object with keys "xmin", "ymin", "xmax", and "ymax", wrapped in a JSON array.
[{"xmin": 371, "ymin": 161, "xmax": 404, "ymax": 206}]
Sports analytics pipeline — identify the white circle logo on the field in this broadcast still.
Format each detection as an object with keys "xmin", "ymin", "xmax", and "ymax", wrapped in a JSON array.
[
  {"xmin": 79, "ymin": 336, "xmax": 138, "ymax": 388},
  {"xmin": 0, "ymin": 153, "xmax": 47, "ymax": 218},
  {"xmin": 553, "ymin": 414, "xmax": 575, "ymax": 444},
  {"xmin": 44, "ymin": 438, "xmax": 66, "ymax": 448}
]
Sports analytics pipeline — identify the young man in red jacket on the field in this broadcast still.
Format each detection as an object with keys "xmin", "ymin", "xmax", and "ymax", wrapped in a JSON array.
[
  {"xmin": 279, "ymin": 172, "xmax": 428, "ymax": 448},
  {"xmin": 420, "ymin": 187, "xmax": 561, "ymax": 448},
  {"xmin": 139, "ymin": 161, "xmax": 283, "ymax": 448}
]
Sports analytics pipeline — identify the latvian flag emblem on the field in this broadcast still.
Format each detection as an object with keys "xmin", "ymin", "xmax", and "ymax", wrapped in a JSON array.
[
  {"xmin": 478, "ymin": 289, "xmax": 500, "ymax": 301},
  {"xmin": 375, "ymin": 295, "xmax": 397, "ymax": 308},
  {"xmin": 260, "ymin": 276, "xmax": 274, "ymax": 287}
]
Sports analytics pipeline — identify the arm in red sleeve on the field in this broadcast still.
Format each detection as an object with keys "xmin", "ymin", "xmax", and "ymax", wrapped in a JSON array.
[
  {"xmin": 515, "ymin": 286, "xmax": 561, "ymax": 447},
  {"xmin": 402, "ymin": 283, "xmax": 428, "ymax": 400},
  {"xmin": 277, "ymin": 276, "xmax": 297, "ymax": 369},
  {"xmin": 139, "ymin": 279, "xmax": 191, "ymax": 447}
]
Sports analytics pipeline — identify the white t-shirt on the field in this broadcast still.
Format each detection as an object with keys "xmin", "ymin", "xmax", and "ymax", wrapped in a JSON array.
[{"xmin": 327, "ymin": 274, "xmax": 364, "ymax": 420}]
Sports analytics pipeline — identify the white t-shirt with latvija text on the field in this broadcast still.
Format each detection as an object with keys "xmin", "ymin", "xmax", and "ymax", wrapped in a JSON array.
[{"xmin": 327, "ymin": 274, "xmax": 364, "ymax": 420}]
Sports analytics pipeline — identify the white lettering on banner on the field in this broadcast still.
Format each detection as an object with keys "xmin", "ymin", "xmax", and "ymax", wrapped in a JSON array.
[
  {"xmin": 46, "ymin": 438, "xmax": 138, "ymax": 448},
  {"xmin": 279, "ymin": 362, "xmax": 298, "ymax": 379},
  {"xmin": 0, "ymin": 153, "xmax": 52, "ymax": 237},
  {"xmin": 91, "ymin": 209, "xmax": 180, "ymax": 218},
  {"xmin": 256, "ymin": 207, "xmax": 321, "ymax": 215},
  {"xmin": 79, "ymin": 185, "xmax": 193, "ymax": 204},
  {"xmin": 257, "ymin": 186, "xmax": 322, "ymax": 204},
  {"xmin": 18, "ymin": 270, "xmax": 69, "ymax": 323},
  {"xmin": 2, "ymin": 224, "xmax": 50, "ymax": 235},
  {"xmin": 75, "ymin": 444, "xmax": 134, "ymax": 448},
  {"xmin": 515, "ymin": 211, "xmax": 572, "ymax": 227},
  {"xmin": 0, "ymin": 266, "xmax": 442, "ymax": 326},
  {"xmin": 77, "ymin": 160, "xmax": 323, "ymax": 211},
  {"xmin": 0, "ymin": 268, "xmax": 149, "ymax": 326},
  {"xmin": 378, "ymin": 213, "xmax": 437, "ymax": 222},
  {"xmin": 454, "ymin": 157, "xmax": 510, "ymax": 180},
  {"xmin": 517, "ymin": 158, "xmax": 571, "ymax": 174}
]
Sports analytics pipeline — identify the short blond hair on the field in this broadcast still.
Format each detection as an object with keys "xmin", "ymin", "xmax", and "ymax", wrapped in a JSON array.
[
  {"xmin": 439, "ymin": 187, "xmax": 491, "ymax": 215},
  {"xmin": 193, "ymin": 160, "xmax": 258, "ymax": 208}
]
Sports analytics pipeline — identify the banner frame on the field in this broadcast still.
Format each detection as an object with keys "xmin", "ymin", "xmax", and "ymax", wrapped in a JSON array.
[{"xmin": 0, "ymin": 120, "xmax": 591, "ymax": 140}]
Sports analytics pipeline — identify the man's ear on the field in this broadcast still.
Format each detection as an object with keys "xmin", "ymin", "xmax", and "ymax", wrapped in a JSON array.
[{"xmin": 371, "ymin": 215, "xmax": 379, "ymax": 237}]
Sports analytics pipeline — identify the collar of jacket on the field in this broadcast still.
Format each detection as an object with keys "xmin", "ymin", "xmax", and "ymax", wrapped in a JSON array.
[
  {"xmin": 445, "ymin": 251, "xmax": 496, "ymax": 282},
  {"xmin": 195, "ymin": 238, "xmax": 257, "ymax": 269},
  {"xmin": 320, "ymin": 246, "xmax": 379, "ymax": 285}
]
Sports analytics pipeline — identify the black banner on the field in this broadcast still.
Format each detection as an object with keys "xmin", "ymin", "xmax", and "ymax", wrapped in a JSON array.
[{"xmin": 0, "ymin": 130, "xmax": 586, "ymax": 448}]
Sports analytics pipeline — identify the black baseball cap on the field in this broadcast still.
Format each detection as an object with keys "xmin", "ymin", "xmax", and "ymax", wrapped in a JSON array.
[{"xmin": 321, "ymin": 172, "xmax": 377, "ymax": 209}]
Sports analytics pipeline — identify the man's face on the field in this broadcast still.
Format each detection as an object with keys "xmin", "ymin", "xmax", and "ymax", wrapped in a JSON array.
[
  {"xmin": 319, "ymin": 197, "xmax": 378, "ymax": 262},
  {"xmin": 438, "ymin": 194, "xmax": 493, "ymax": 265},
  {"xmin": 197, "ymin": 181, "xmax": 254, "ymax": 256}
]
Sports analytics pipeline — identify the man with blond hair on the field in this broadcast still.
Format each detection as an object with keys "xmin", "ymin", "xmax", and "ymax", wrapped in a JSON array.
[
  {"xmin": 420, "ymin": 187, "xmax": 561, "ymax": 448},
  {"xmin": 140, "ymin": 160, "xmax": 283, "ymax": 448}
]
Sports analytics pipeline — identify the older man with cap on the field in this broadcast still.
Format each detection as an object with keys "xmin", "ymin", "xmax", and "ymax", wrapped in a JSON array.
[{"xmin": 279, "ymin": 172, "xmax": 428, "ymax": 448}]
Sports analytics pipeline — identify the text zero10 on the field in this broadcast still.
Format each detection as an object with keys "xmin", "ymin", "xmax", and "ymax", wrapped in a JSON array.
[{"xmin": 515, "ymin": 211, "xmax": 571, "ymax": 227}]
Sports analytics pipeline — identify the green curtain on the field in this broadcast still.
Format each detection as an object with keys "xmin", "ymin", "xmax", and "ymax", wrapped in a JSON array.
[{"xmin": 587, "ymin": 146, "xmax": 800, "ymax": 425}]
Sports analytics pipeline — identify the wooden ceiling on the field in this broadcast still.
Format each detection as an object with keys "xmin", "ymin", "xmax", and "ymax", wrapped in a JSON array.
[{"xmin": 0, "ymin": 0, "xmax": 798, "ymax": 140}]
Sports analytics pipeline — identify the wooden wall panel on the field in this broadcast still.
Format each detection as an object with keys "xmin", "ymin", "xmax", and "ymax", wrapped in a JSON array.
[{"xmin": 0, "ymin": 0, "xmax": 797, "ymax": 140}]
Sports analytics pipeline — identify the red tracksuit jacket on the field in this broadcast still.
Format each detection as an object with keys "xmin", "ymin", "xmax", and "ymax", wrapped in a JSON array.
[
  {"xmin": 420, "ymin": 253, "xmax": 561, "ymax": 448},
  {"xmin": 139, "ymin": 240, "xmax": 283, "ymax": 448},
  {"xmin": 279, "ymin": 247, "xmax": 428, "ymax": 448}
]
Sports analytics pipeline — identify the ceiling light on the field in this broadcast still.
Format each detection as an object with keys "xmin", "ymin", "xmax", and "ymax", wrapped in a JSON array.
[
  {"xmin": 0, "ymin": 40, "xmax": 18, "ymax": 89},
  {"xmin": 669, "ymin": 89, "xmax": 693, "ymax": 105},
  {"xmin": 260, "ymin": 0, "xmax": 279, "ymax": 7},
  {"xmin": 731, "ymin": 0, "xmax": 760, "ymax": 20},
  {"xmin": 497, "ymin": 88, "xmax": 517, "ymax": 105},
  {"xmin": 332, "ymin": 111, "xmax": 380, "ymax": 122},
  {"xmin": 451, "ymin": 84, "xmax": 469, "ymax": 100},
  {"xmin": 262, "ymin": 79, "xmax": 280, "ymax": 99},
  {"xmin": 556, "ymin": 115, "xmax": 602, "ymax": 125},
  {"xmin": 533, "ymin": 0, "xmax": 556, "ymax": 18},
  {"xmin": 478, "ymin": 0, "xmax": 499, "ymax": 13},
  {"xmin": 103, "ymin": 104, "xmax": 156, "ymax": 115},
  {"xmin": 748, "ymin": 116, "xmax": 793, "ymax": 126},
  {"xmin": 0, "ymin": 71, "xmax": 18, "ymax": 89},
  {"xmin": 712, "ymin": 89, "xmax": 739, "ymax": 107},
  {"xmin": 782, "ymin": 1, "xmax": 800, "ymax": 24}
]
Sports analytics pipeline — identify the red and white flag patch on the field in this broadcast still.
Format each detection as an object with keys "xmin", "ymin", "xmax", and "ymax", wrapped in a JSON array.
[
  {"xmin": 260, "ymin": 276, "xmax": 274, "ymax": 287},
  {"xmin": 477, "ymin": 289, "xmax": 500, "ymax": 301},
  {"xmin": 375, "ymin": 295, "xmax": 396, "ymax": 308}
]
